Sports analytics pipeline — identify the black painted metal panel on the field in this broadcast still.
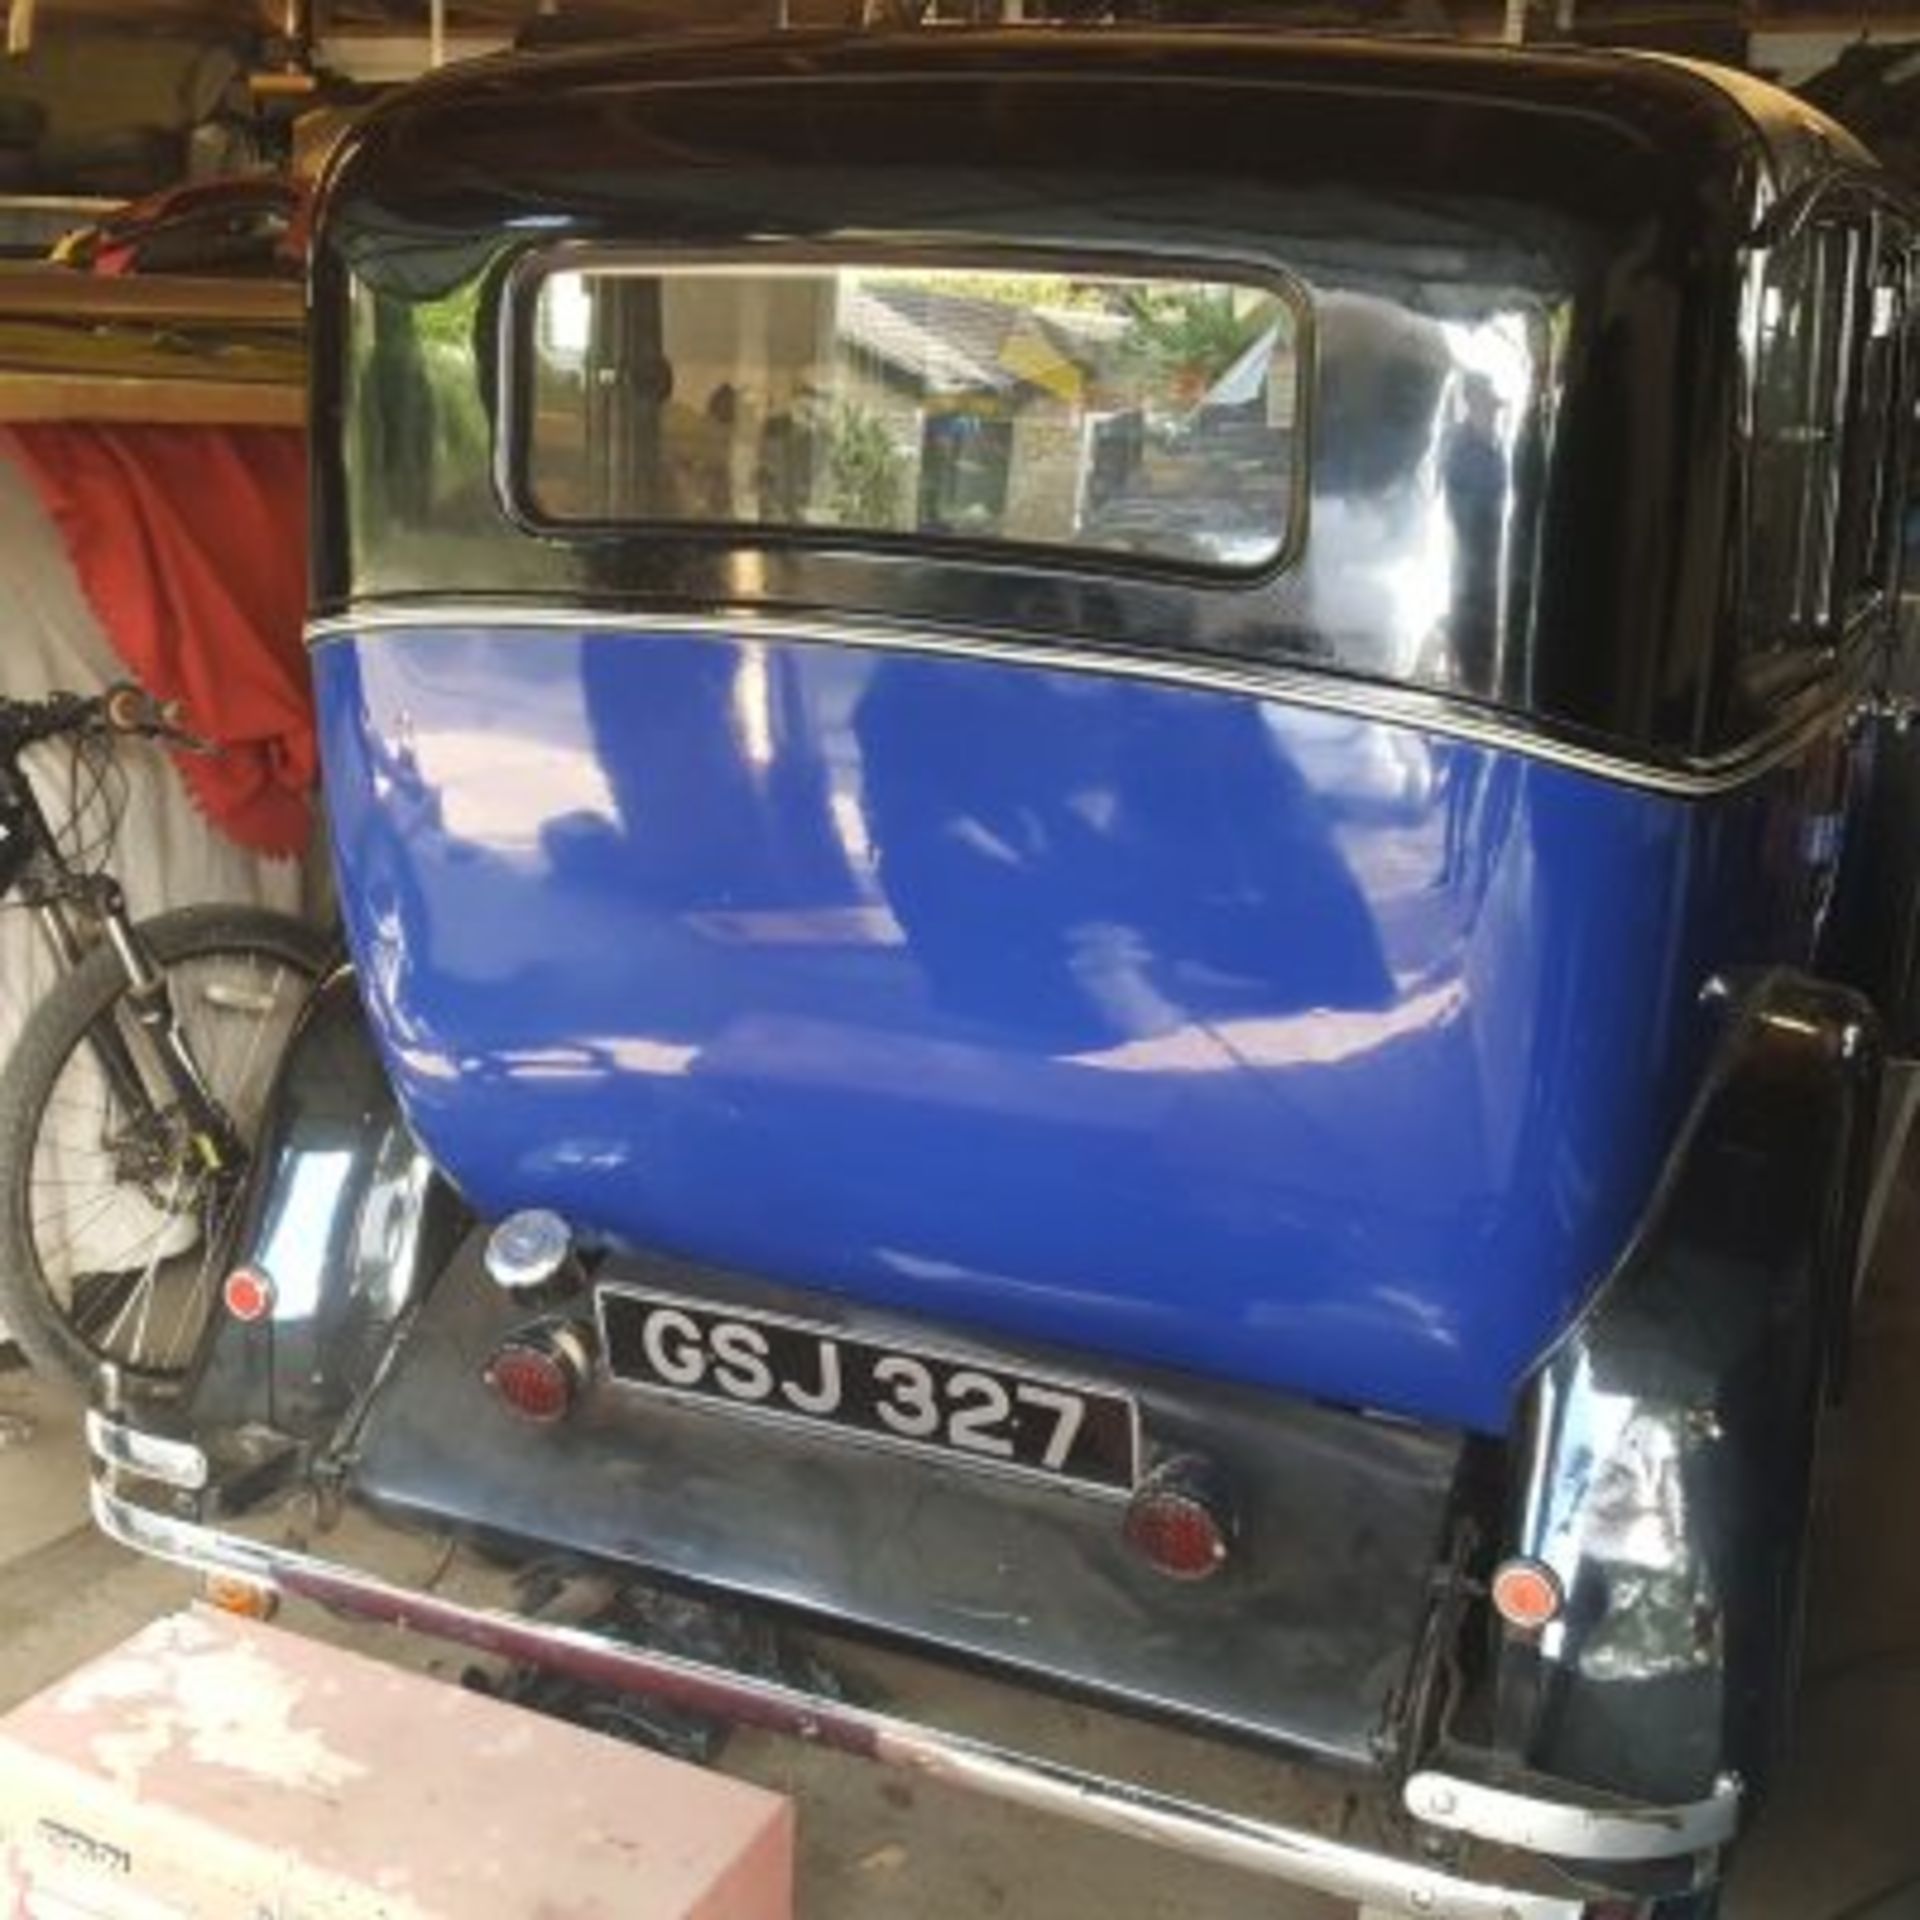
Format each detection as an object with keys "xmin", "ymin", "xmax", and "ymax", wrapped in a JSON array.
[{"xmin": 351, "ymin": 1232, "xmax": 1468, "ymax": 1768}]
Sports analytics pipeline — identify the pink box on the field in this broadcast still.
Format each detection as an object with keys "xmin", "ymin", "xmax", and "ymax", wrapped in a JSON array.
[{"xmin": 0, "ymin": 1607, "xmax": 793, "ymax": 1920}]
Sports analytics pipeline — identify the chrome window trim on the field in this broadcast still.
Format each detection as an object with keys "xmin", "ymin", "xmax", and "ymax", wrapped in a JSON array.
[
  {"xmin": 307, "ymin": 602, "xmax": 1871, "ymax": 800},
  {"xmin": 89, "ymin": 1462, "xmax": 1587, "ymax": 1919}
]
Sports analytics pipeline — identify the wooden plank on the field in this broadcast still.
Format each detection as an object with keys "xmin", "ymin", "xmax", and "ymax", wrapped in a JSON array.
[
  {"xmin": 0, "ymin": 267, "xmax": 304, "ymax": 422},
  {"xmin": 0, "ymin": 371, "xmax": 303, "ymax": 426},
  {"xmin": 0, "ymin": 269, "xmax": 302, "ymax": 328}
]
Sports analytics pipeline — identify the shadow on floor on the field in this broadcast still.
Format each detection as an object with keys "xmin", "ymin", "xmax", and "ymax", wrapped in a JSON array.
[{"xmin": 1729, "ymin": 1137, "xmax": 1920, "ymax": 1919}]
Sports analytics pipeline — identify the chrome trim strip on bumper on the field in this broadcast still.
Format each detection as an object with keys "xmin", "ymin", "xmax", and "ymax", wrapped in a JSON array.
[
  {"xmin": 304, "ymin": 602, "xmax": 1869, "ymax": 801},
  {"xmin": 1404, "ymin": 1769, "xmax": 1743, "ymax": 1862},
  {"xmin": 83, "ymin": 1409, "xmax": 208, "ymax": 1491},
  {"xmin": 88, "ymin": 1476, "xmax": 1583, "ymax": 1920}
]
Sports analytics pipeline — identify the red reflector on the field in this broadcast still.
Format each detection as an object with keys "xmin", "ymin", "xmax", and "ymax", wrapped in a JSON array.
[
  {"xmin": 222, "ymin": 1267, "xmax": 274, "ymax": 1323},
  {"xmin": 483, "ymin": 1329, "xmax": 588, "ymax": 1423},
  {"xmin": 1123, "ymin": 1459, "xmax": 1235, "ymax": 1581},
  {"xmin": 1491, "ymin": 1556, "xmax": 1564, "ymax": 1631}
]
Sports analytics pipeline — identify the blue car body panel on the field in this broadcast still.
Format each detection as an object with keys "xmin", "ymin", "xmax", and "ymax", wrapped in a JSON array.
[{"xmin": 314, "ymin": 621, "xmax": 1845, "ymax": 1434}]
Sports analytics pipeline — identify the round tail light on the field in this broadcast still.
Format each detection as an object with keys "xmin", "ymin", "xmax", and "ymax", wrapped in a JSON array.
[
  {"xmin": 482, "ymin": 1322, "xmax": 594, "ymax": 1424},
  {"xmin": 222, "ymin": 1266, "xmax": 275, "ymax": 1323},
  {"xmin": 1490, "ymin": 1556, "xmax": 1565, "ymax": 1632},
  {"xmin": 1123, "ymin": 1456, "xmax": 1237, "ymax": 1581}
]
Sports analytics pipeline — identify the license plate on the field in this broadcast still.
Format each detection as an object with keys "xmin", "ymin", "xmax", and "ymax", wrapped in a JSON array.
[{"xmin": 596, "ymin": 1285, "xmax": 1140, "ymax": 1496}]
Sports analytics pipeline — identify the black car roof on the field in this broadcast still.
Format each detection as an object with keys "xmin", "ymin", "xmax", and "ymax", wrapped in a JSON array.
[
  {"xmin": 310, "ymin": 28, "xmax": 1903, "ymax": 775},
  {"xmin": 337, "ymin": 27, "xmax": 1866, "ymax": 220}
]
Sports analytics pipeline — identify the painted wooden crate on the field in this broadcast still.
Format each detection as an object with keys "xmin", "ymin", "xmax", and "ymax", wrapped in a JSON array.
[{"xmin": 0, "ymin": 1607, "xmax": 793, "ymax": 1919}]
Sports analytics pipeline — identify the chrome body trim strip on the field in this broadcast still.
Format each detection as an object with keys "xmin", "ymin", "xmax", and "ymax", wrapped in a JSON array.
[
  {"xmin": 1404, "ymin": 1768, "xmax": 1742, "ymax": 1863},
  {"xmin": 304, "ymin": 602, "xmax": 1864, "ymax": 801},
  {"xmin": 89, "ymin": 1464, "xmax": 1583, "ymax": 1920},
  {"xmin": 83, "ymin": 1408, "xmax": 207, "ymax": 1491}
]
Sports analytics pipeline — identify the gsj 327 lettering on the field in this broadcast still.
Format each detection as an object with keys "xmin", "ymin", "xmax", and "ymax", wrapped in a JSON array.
[{"xmin": 596, "ymin": 1285, "xmax": 1139, "ymax": 1494}]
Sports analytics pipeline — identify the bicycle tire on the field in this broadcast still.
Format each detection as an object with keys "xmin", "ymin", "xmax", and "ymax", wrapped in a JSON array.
[{"xmin": 0, "ymin": 903, "xmax": 331, "ymax": 1394}]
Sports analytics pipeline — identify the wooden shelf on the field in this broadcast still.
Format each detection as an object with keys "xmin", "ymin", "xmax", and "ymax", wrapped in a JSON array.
[{"xmin": 0, "ymin": 368, "xmax": 304, "ymax": 424}]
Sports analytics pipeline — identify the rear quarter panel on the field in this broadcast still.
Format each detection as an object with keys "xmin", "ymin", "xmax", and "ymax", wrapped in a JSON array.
[{"xmin": 314, "ymin": 619, "xmax": 1847, "ymax": 1433}]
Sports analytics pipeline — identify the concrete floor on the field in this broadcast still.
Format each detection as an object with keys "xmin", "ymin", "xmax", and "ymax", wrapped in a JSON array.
[{"xmin": 6, "ymin": 1163, "xmax": 1920, "ymax": 1919}]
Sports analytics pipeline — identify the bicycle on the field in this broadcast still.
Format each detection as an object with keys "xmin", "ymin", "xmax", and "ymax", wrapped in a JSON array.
[{"xmin": 0, "ymin": 683, "xmax": 329, "ymax": 1392}]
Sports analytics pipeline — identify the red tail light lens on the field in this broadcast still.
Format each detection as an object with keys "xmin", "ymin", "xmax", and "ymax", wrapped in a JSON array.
[
  {"xmin": 222, "ymin": 1266, "xmax": 275, "ymax": 1323},
  {"xmin": 483, "ymin": 1322, "xmax": 593, "ymax": 1423},
  {"xmin": 1490, "ymin": 1556, "xmax": 1565, "ymax": 1631},
  {"xmin": 1123, "ymin": 1457, "xmax": 1236, "ymax": 1581}
]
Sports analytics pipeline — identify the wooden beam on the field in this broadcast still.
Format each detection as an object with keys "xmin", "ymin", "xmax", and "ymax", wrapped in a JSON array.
[
  {"xmin": 0, "ymin": 371, "xmax": 303, "ymax": 425},
  {"xmin": 0, "ymin": 272, "xmax": 301, "ymax": 329}
]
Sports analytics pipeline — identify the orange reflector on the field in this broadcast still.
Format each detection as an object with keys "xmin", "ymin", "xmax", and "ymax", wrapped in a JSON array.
[
  {"xmin": 223, "ymin": 1266, "xmax": 275, "ymax": 1323},
  {"xmin": 204, "ymin": 1572, "xmax": 278, "ymax": 1621},
  {"xmin": 1490, "ymin": 1556, "xmax": 1564, "ymax": 1631}
]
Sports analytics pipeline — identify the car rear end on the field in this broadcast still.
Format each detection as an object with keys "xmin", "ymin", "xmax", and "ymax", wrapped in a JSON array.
[{"xmin": 88, "ymin": 31, "xmax": 1898, "ymax": 1918}]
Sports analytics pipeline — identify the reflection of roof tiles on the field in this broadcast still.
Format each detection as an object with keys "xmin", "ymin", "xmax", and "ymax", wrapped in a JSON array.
[
  {"xmin": 839, "ymin": 285, "xmax": 1017, "ymax": 392},
  {"xmin": 839, "ymin": 284, "xmax": 1099, "ymax": 395}
]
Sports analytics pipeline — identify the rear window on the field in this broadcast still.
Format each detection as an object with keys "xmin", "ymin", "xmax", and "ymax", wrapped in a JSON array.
[{"xmin": 515, "ymin": 258, "xmax": 1304, "ymax": 573}]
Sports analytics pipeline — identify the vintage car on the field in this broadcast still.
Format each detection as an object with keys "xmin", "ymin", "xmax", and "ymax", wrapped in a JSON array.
[{"xmin": 86, "ymin": 27, "xmax": 1920, "ymax": 1919}]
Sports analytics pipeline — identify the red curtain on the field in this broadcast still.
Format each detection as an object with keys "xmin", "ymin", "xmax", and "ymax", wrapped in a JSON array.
[{"xmin": 5, "ymin": 423, "xmax": 313, "ymax": 859}]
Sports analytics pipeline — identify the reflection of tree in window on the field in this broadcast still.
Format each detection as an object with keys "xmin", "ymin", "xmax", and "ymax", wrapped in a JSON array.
[
  {"xmin": 820, "ymin": 402, "xmax": 913, "ymax": 530},
  {"xmin": 1117, "ymin": 285, "xmax": 1273, "ymax": 401}
]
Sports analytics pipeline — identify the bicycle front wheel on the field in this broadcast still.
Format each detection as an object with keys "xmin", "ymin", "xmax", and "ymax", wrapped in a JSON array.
[{"xmin": 0, "ymin": 904, "xmax": 329, "ymax": 1393}]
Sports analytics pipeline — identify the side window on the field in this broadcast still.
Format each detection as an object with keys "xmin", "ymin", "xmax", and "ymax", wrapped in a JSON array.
[
  {"xmin": 1834, "ymin": 239, "xmax": 1906, "ymax": 612},
  {"xmin": 1747, "ymin": 218, "xmax": 1904, "ymax": 663}
]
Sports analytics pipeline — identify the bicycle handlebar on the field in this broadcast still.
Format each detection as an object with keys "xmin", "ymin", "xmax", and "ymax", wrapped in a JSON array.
[
  {"xmin": 0, "ymin": 684, "xmax": 209, "ymax": 754},
  {"xmin": 102, "ymin": 684, "xmax": 181, "ymax": 738}
]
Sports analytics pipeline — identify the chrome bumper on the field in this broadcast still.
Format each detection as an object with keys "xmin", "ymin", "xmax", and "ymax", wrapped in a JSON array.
[{"xmin": 87, "ymin": 1414, "xmax": 1733, "ymax": 1920}]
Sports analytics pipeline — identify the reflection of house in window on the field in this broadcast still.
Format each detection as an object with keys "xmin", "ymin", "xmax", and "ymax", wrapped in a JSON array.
[{"xmin": 833, "ymin": 279, "xmax": 1110, "ymax": 544}]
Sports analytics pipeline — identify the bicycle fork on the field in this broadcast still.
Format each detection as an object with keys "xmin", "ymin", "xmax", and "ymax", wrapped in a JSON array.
[
  {"xmin": 33, "ymin": 886, "xmax": 245, "ymax": 1178},
  {"xmin": 98, "ymin": 904, "xmax": 246, "ymax": 1176}
]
